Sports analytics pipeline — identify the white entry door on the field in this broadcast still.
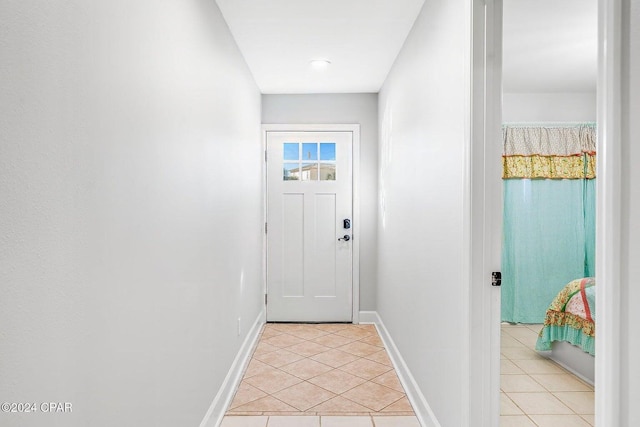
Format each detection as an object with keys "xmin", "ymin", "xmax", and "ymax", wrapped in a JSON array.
[{"xmin": 266, "ymin": 131, "xmax": 353, "ymax": 322}]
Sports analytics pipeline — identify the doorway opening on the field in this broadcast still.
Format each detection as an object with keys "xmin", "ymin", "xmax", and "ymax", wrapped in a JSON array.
[{"xmin": 499, "ymin": 0, "xmax": 597, "ymax": 424}]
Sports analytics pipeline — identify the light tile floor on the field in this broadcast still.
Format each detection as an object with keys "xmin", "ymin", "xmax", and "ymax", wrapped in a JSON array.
[
  {"xmin": 221, "ymin": 323, "xmax": 420, "ymax": 427},
  {"xmin": 222, "ymin": 322, "xmax": 595, "ymax": 426},
  {"xmin": 500, "ymin": 323, "xmax": 595, "ymax": 427}
]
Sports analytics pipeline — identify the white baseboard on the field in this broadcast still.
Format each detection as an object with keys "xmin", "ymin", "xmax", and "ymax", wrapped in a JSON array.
[
  {"xmin": 548, "ymin": 341, "xmax": 595, "ymax": 386},
  {"xmin": 199, "ymin": 310, "xmax": 264, "ymax": 427},
  {"xmin": 357, "ymin": 311, "xmax": 379, "ymax": 324},
  {"xmin": 360, "ymin": 311, "xmax": 441, "ymax": 427}
]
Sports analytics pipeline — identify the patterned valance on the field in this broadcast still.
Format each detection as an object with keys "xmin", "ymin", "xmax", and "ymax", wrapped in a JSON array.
[
  {"xmin": 503, "ymin": 154, "xmax": 596, "ymax": 179},
  {"xmin": 502, "ymin": 125, "xmax": 596, "ymax": 179}
]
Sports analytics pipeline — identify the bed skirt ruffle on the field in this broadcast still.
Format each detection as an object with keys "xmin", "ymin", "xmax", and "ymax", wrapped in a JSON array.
[{"xmin": 535, "ymin": 323, "xmax": 595, "ymax": 355}]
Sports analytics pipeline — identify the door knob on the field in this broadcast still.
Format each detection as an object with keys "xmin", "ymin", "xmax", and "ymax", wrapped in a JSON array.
[{"xmin": 338, "ymin": 235, "xmax": 351, "ymax": 241}]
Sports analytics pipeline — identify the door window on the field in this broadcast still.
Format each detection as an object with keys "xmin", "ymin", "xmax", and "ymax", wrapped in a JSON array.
[{"xmin": 282, "ymin": 142, "xmax": 337, "ymax": 181}]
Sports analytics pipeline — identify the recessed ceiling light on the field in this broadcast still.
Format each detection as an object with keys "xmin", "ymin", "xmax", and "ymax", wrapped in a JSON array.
[{"xmin": 310, "ymin": 59, "xmax": 331, "ymax": 70}]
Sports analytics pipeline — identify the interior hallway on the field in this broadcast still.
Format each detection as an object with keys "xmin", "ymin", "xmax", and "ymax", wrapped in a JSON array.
[
  {"xmin": 221, "ymin": 323, "xmax": 419, "ymax": 426},
  {"xmin": 3, "ymin": 1, "xmax": 640, "ymax": 426}
]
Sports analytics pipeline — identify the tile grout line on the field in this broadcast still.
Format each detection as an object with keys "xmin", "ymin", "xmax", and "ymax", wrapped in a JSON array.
[{"xmin": 526, "ymin": 414, "xmax": 540, "ymax": 426}]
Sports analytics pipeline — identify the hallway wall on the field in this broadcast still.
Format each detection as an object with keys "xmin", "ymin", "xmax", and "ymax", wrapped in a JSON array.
[
  {"xmin": 376, "ymin": 1, "xmax": 468, "ymax": 425},
  {"xmin": 502, "ymin": 92, "xmax": 597, "ymax": 122},
  {"xmin": 0, "ymin": 1, "xmax": 262, "ymax": 426},
  {"xmin": 261, "ymin": 94, "xmax": 379, "ymax": 311}
]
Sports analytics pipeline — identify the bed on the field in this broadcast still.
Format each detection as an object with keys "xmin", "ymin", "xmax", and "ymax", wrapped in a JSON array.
[{"xmin": 535, "ymin": 277, "xmax": 595, "ymax": 384}]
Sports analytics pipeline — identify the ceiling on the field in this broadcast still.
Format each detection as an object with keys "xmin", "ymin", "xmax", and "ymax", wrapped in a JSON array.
[
  {"xmin": 215, "ymin": 0, "xmax": 425, "ymax": 94},
  {"xmin": 216, "ymin": 0, "xmax": 598, "ymax": 95}
]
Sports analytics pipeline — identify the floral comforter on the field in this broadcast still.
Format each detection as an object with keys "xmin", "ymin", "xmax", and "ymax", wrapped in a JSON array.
[{"xmin": 535, "ymin": 277, "xmax": 595, "ymax": 355}]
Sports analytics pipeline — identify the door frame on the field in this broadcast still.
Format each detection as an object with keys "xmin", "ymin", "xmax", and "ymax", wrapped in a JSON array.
[
  {"xmin": 466, "ymin": 0, "xmax": 502, "ymax": 425},
  {"xmin": 261, "ymin": 124, "xmax": 361, "ymax": 323},
  {"xmin": 595, "ymin": 0, "xmax": 622, "ymax": 425},
  {"xmin": 480, "ymin": 0, "xmax": 622, "ymax": 424}
]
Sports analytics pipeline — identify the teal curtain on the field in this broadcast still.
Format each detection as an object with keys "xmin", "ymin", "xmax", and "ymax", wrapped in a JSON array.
[
  {"xmin": 501, "ymin": 179, "xmax": 596, "ymax": 323},
  {"xmin": 583, "ymin": 179, "xmax": 596, "ymax": 278}
]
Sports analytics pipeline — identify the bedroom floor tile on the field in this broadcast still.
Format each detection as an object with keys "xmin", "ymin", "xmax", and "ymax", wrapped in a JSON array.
[
  {"xmin": 507, "ymin": 392, "xmax": 573, "ymax": 415},
  {"xmin": 500, "ymin": 322, "xmax": 524, "ymax": 328},
  {"xmin": 501, "ymin": 359, "xmax": 525, "ymax": 375},
  {"xmin": 500, "ymin": 324, "xmax": 594, "ymax": 424},
  {"xmin": 499, "ymin": 415, "xmax": 538, "ymax": 426},
  {"xmin": 512, "ymin": 359, "xmax": 566, "ymax": 375},
  {"xmin": 500, "ymin": 347, "xmax": 546, "ymax": 360},
  {"xmin": 501, "ymin": 375, "xmax": 546, "ymax": 392},
  {"xmin": 552, "ymin": 392, "xmax": 595, "ymax": 415},
  {"xmin": 580, "ymin": 414, "xmax": 595, "ymax": 425},
  {"xmin": 501, "ymin": 335, "xmax": 527, "ymax": 348},
  {"xmin": 526, "ymin": 324, "xmax": 544, "ymax": 334},
  {"xmin": 501, "ymin": 393, "xmax": 523, "ymax": 415},
  {"xmin": 528, "ymin": 414, "xmax": 592, "ymax": 427},
  {"xmin": 504, "ymin": 327, "xmax": 541, "ymax": 348},
  {"xmin": 530, "ymin": 374, "xmax": 592, "ymax": 392}
]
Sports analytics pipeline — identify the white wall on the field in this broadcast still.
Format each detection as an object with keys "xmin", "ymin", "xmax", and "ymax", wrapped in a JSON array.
[
  {"xmin": 0, "ymin": 2, "xmax": 262, "ymax": 427},
  {"xmin": 377, "ymin": 1, "xmax": 468, "ymax": 425},
  {"xmin": 620, "ymin": 0, "xmax": 640, "ymax": 424},
  {"xmin": 262, "ymin": 94, "xmax": 379, "ymax": 311},
  {"xmin": 503, "ymin": 92, "xmax": 597, "ymax": 122}
]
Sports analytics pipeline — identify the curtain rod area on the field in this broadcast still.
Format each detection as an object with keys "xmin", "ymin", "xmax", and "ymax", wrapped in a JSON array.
[{"xmin": 502, "ymin": 122, "xmax": 597, "ymax": 127}]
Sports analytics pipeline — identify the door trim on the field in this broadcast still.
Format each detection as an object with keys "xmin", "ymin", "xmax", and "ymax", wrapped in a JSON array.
[
  {"xmin": 466, "ymin": 1, "xmax": 502, "ymax": 425},
  {"xmin": 261, "ymin": 124, "xmax": 361, "ymax": 323},
  {"xmin": 596, "ymin": 0, "xmax": 622, "ymax": 425}
]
